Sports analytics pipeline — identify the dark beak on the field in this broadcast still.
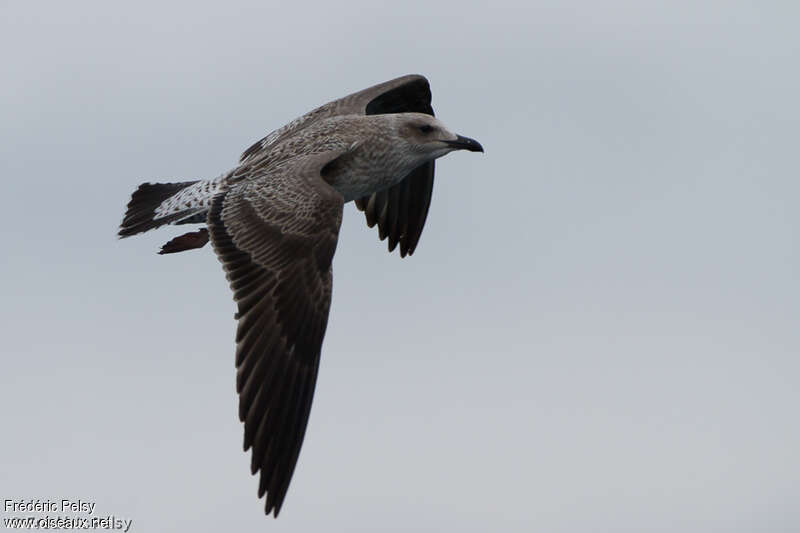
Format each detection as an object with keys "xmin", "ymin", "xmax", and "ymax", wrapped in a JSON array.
[{"xmin": 444, "ymin": 134, "xmax": 484, "ymax": 153}]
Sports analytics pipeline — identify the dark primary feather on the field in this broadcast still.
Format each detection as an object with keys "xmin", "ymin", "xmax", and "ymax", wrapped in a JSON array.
[
  {"xmin": 207, "ymin": 151, "xmax": 345, "ymax": 517},
  {"xmin": 353, "ymin": 161, "xmax": 434, "ymax": 257}
]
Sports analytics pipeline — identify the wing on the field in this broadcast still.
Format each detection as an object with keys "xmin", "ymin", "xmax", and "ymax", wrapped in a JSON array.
[
  {"xmin": 207, "ymin": 151, "xmax": 345, "ymax": 517},
  {"xmin": 241, "ymin": 75, "xmax": 436, "ymax": 257},
  {"xmin": 352, "ymin": 161, "xmax": 434, "ymax": 257}
]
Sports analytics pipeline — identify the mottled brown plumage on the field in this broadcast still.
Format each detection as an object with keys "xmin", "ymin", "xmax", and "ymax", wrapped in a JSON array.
[{"xmin": 118, "ymin": 75, "xmax": 483, "ymax": 517}]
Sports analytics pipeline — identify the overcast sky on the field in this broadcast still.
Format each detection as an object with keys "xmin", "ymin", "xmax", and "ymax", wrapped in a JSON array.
[{"xmin": 2, "ymin": 1, "xmax": 799, "ymax": 531}]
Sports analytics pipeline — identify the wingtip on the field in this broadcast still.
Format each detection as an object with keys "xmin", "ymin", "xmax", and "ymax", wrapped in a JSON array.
[
  {"xmin": 399, "ymin": 73, "xmax": 429, "ymax": 84},
  {"xmin": 117, "ymin": 227, "xmax": 135, "ymax": 239}
]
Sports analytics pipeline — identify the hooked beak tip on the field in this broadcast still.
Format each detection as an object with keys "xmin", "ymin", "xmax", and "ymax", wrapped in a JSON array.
[{"xmin": 447, "ymin": 135, "xmax": 484, "ymax": 153}]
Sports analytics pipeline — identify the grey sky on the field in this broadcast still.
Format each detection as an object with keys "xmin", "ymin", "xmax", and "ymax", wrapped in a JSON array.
[{"xmin": 2, "ymin": 1, "xmax": 798, "ymax": 531}]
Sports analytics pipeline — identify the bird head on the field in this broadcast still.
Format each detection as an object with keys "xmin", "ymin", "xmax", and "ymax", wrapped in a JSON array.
[{"xmin": 396, "ymin": 113, "xmax": 484, "ymax": 160}]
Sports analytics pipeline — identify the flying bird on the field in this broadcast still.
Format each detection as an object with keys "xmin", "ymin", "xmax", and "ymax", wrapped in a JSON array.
[{"xmin": 118, "ymin": 74, "xmax": 483, "ymax": 517}]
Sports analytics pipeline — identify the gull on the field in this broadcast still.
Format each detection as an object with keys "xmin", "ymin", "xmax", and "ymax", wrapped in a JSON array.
[{"xmin": 118, "ymin": 74, "xmax": 483, "ymax": 517}]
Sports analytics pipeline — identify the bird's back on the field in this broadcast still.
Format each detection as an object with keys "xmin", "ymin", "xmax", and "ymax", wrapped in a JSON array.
[{"xmin": 236, "ymin": 114, "xmax": 418, "ymax": 202}]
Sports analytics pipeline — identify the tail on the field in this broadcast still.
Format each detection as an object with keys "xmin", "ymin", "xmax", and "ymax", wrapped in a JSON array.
[{"xmin": 118, "ymin": 181, "xmax": 202, "ymax": 237}]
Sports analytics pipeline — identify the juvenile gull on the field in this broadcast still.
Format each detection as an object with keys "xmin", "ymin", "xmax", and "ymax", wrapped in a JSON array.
[{"xmin": 118, "ymin": 74, "xmax": 483, "ymax": 517}]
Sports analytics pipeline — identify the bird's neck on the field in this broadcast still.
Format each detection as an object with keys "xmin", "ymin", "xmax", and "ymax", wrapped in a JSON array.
[{"xmin": 326, "ymin": 143, "xmax": 428, "ymax": 203}]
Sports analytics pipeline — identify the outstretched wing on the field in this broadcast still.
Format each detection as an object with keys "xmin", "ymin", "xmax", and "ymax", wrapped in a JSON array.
[
  {"xmin": 207, "ymin": 151, "xmax": 345, "ymax": 517},
  {"xmin": 241, "ymin": 75, "xmax": 436, "ymax": 257}
]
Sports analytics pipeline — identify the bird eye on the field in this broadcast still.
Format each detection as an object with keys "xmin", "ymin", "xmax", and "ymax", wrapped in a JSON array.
[{"xmin": 419, "ymin": 124, "xmax": 434, "ymax": 134}]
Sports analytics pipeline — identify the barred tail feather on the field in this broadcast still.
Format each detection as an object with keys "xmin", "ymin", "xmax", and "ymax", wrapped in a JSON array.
[{"xmin": 118, "ymin": 181, "xmax": 200, "ymax": 237}]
